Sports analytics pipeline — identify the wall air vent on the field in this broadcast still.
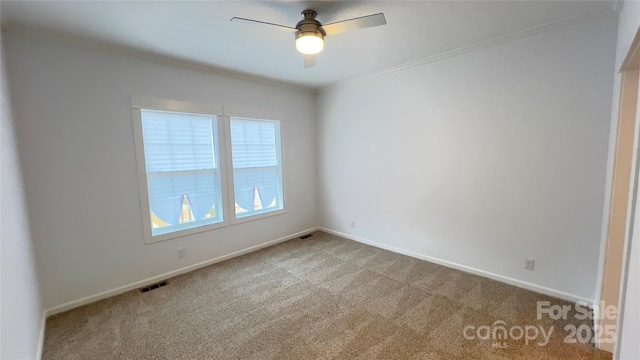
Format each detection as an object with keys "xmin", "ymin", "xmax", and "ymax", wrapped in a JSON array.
[{"xmin": 139, "ymin": 280, "xmax": 169, "ymax": 293}]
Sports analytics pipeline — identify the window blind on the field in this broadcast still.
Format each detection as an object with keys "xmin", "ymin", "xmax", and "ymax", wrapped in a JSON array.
[
  {"xmin": 230, "ymin": 118, "xmax": 283, "ymax": 216},
  {"xmin": 141, "ymin": 110, "xmax": 222, "ymax": 232}
]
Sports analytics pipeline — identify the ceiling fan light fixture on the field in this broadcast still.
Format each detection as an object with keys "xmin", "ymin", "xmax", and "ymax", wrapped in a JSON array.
[
  {"xmin": 231, "ymin": 8, "xmax": 386, "ymax": 67},
  {"xmin": 295, "ymin": 32, "xmax": 324, "ymax": 55}
]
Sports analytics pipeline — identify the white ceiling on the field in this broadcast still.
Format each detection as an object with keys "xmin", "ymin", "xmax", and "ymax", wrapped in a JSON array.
[{"xmin": 1, "ymin": 1, "xmax": 614, "ymax": 88}]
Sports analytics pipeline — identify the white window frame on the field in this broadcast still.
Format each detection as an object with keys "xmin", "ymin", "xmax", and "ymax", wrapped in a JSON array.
[
  {"xmin": 132, "ymin": 97, "xmax": 286, "ymax": 244},
  {"xmin": 224, "ymin": 117, "xmax": 286, "ymax": 225}
]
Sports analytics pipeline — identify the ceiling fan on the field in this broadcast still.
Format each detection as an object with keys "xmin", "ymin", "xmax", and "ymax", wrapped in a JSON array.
[{"xmin": 230, "ymin": 9, "xmax": 386, "ymax": 68}]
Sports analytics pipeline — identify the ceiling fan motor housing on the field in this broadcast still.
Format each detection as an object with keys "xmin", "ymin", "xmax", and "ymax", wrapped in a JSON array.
[{"xmin": 295, "ymin": 9, "xmax": 326, "ymax": 40}]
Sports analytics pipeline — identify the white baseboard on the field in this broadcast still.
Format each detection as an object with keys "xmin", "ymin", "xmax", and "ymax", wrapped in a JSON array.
[
  {"xmin": 36, "ymin": 310, "xmax": 46, "ymax": 360},
  {"xmin": 44, "ymin": 227, "xmax": 320, "ymax": 317},
  {"xmin": 319, "ymin": 227, "xmax": 594, "ymax": 305}
]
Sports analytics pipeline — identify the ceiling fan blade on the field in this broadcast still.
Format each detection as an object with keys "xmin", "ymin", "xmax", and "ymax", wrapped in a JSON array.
[
  {"xmin": 230, "ymin": 17, "xmax": 297, "ymax": 32},
  {"xmin": 304, "ymin": 54, "xmax": 316, "ymax": 68},
  {"xmin": 322, "ymin": 13, "xmax": 386, "ymax": 36}
]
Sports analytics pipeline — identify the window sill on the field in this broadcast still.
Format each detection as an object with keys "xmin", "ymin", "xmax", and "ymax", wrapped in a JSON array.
[
  {"xmin": 144, "ymin": 221, "xmax": 228, "ymax": 244},
  {"xmin": 232, "ymin": 208, "xmax": 287, "ymax": 225},
  {"xmin": 143, "ymin": 208, "xmax": 287, "ymax": 244}
]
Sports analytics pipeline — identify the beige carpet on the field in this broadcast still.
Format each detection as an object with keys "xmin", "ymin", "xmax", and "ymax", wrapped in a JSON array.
[{"xmin": 43, "ymin": 231, "xmax": 611, "ymax": 359}]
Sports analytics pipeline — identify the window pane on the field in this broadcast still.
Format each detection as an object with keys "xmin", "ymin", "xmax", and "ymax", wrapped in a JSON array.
[
  {"xmin": 230, "ymin": 118, "xmax": 283, "ymax": 218},
  {"xmin": 141, "ymin": 110, "xmax": 223, "ymax": 236},
  {"xmin": 231, "ymin": 120, "xmax": 277, "ymax": 168}
]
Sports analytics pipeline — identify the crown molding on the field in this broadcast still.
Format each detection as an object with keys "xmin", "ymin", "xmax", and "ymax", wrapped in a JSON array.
[
  {"xmin": 321, "ymin": 7, "xmax": 615, "ymax": 92},
  {"xmin": 1, "ymin": 22, "xmax": 316, "ymax": 94}
]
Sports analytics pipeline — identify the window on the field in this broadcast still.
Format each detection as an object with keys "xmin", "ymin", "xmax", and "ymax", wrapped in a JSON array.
[
  {"xmin": 230, "ymin": 118, "xmax": 284, "ymax": 218},
  {"xmin": 140, "ymin": 110, "xmax": 223, "ymax": 238},
  {"xmin": 132, "ymin": 98, "xmax": 285, "ymax": 244}
]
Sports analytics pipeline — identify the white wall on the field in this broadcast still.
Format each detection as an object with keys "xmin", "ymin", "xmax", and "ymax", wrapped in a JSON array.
[
  {"xmin": 0, "ymin": 34, "xmax": 43, "ymax": 359},
  {"xmin": 318, "ymin": 12, "xmax": 617, "ymax": 302},
  {"xmin": 612, "ymin": 1, "xmax": 640, "ymax": 358},
  {"xmin": 3, "ymin": 29, "xmax": 318, "ymax": 310}
]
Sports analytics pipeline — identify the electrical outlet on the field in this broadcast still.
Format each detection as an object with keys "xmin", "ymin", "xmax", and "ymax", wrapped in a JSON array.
[
  {"xmin": 178, "ymin": 247, "xmax": 186, "ymax": 258},
  {"xmin": 524, "ymin": 258, "xmax": 534, "ymax": 271},
  {"xmin": 350, "ymin": 220, "xmax": 355, "ymax": 228}
]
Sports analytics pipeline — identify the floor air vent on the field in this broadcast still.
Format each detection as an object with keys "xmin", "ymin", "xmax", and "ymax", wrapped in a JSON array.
[
  {"xmin": 139, "ymin": 280, "xmax": 169, "ymax": 293},
  {"xmin": 300, "ymin": 234, "xmax": 314, "ymax": 239}
]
